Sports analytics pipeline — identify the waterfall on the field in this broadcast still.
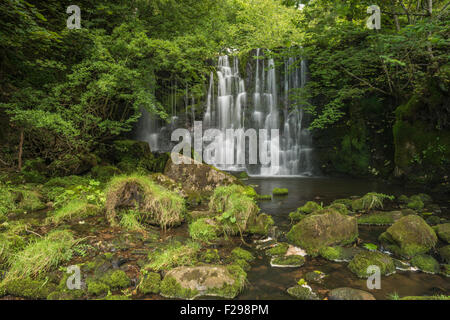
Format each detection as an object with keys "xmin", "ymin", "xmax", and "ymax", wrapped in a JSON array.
[
  {"xmin": 203, "ymin": 49, "xmax": 314, "ymax": 176},
  {"xmin": 135, "ymin": 48, "xmax": 314, "ymax": 176}
]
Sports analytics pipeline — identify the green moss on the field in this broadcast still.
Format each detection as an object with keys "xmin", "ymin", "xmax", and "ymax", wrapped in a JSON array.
[
  {"xmin": 201, "ymin": 249, "xmax": 220, "ymax": 263},
  {"xmin": 378, "ymin": 215, "xmax": 437, "ymax": 258},
  {"xmin": 1, "ymin": 277, "xmax": 56, "ymax": 299},
  {"xmin": 238, "ymin": 172, "xmax": 249, "ymax": 179},
  {"xmin": 160, "ymin": 276, "xmax": 199, "ymax": 299},
  {"xmin": 4, "ymin": 230, "xmax": 77, "ymax": 282},
  {"xmin": 189, "ymin": 218, "xmax": 218, "ymax": 243},
  {"xmin": 319, "ymin": 246, "xmax": 343, "ymax": 261},
  {"xmin": 400, "ymin": 295, "xmax": 450, "ymax": 300},
  {"xmin": 247, "ymin": 213, "xmax": 274, "ymax": 236},
  {"xmin": 257, "ymin": 194, "xmax": 272, "ymax": 200},
  {"xmin": 407, "ymin": 196, "xmax": 424, "ymax": 211},
  {"xmin": 266, "ymin": 243, "xmax": 289, "ymax": 257},
  {"xmin": 332, "ymin": 198, "xmax": 353, "ymax": 209},
  {"xmin": 287, "ymin": 285, "xmax": 317, "ymax": 300},
  {"xmin": 101, "ymin": 270, "xmax": 131, "ymax": 289},
  {"xmin": 232, "ymin": 258, "xmax": 251, "ymax": 272},
  {"xmin": 98, "ymin": 293, "xmax": 132, "ymax": 300},
  {"xmin": 231, "ymin": 247, "xmax": 254, "ymax": 262},
  {"xmin": 139, "ymin": 272, "xmax": 161, "ymax": 294},
  {"xmin": 442, "ymin": 264, "xmax": 450, "ymax": 277},
  {"xmin": 286, "ymin": 211, "xmax": 358, "ymax": 256},
  {"xmin": 398, "ymin": 195, "xmax": 409, "ymax": 203},
  {"xmin": 146, "ymin": 241, "xmax": 201, "ymax": 271},
  {"xmin": 352, "ymin": 193, "xmax": 394, "ymax": 212},
  {"xmin": 289, "ymin": 210, "xmax": 306, "ymax": 222},
  {"xmin": 434, "ymin": 223, "xmax": 450, "ymax": 243},
  {"xmin": 348, "ymin": 251, "xmax": 395, "ymax": 278},
  {"xmin": 298, "ymin": 201, "xmax": 321, "ymax": 214},
  {"xmin": 411, "ymin": 254, "xmax": 440, "ymax": 274},
  {"xmin": 272, "ymin": 188, "xmax": 288, "ymax": 196},
  {"xmin": 87, "ymin": 281, "xmax": 109, "ymax": 296},
  {"xmin": 105, "ymin": 174, "xmax": 186, "ymax": 230},
  {"xmin": 357, "ymin": 211, "xmax": 402, "ymax": 225},
  {"xmin": 47, "ymin": 200, "xmax": 102, "ymax": 224},
  {"xmin": 327, "ymin": 203, "xmax": 349, "ymax": 215},
  {"xmin": 439, "ymin": 245, "xmax": 450, "ymax": 264},
  {"xmin": 46, "ymin": 272, "xmax": 86, "ymax": 300},
  {"xmin": 209, "ymin": 185, "xmax": 260, "ymax": 236},
  {"xmin": 272, "ymin": 255, "xmax": 305, "ymax": 267},
  {"xmin": 91, "ymin": 165, "xmax": 121, "ymax": 182}
]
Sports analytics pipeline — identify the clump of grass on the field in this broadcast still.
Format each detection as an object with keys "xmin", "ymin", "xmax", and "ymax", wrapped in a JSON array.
[
  {"xmin": 145, "ymin": 241, "xmax": 201, "ymax": 272},
  {"xmin": 47, "ymin": 200, "xmax": 102, "ymax": 224},
  {"xmin": 120, "ymin": 210, "xmax": 146, "ymax": 233},
  {"xmin": 272, "ymin": 188, "xmax": 288, "ymax": 196},
  {"xmin": 189, "ymin": 218, "xmax": 219, "ymax": 243},
  {"xmin": 105, "ymin": 175, "xmax": 186, "ymax": 230},
  {"xmin": 354, "ymin": 192, "xmax": 394, "ymax": 211},
  {"xmin": 209, "ymin": 185, "xmax": 259, "ymax": 237},
  {"xmin": 3, "ymin": 230, "xmax": 78, "ymax": 282}
]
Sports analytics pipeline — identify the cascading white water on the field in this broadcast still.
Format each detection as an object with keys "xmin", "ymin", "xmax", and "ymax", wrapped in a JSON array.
[{"xmin": 203, "ymin": 49, "xmax": 314, "ymax": 176}]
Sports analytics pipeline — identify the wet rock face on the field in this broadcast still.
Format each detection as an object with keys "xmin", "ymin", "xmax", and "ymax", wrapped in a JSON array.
[
  {"xmin": 286, "ymin": 210, "xmax": 358, "ymax": 256},
  {"xmin": 164, "ymin": 155, "xmax": 240, "ymax": 194},
  {"xmin": 160, "ymin": 265, "xmax": 243, "ymax": 299},
  {"xmin": 329, "ymin": 287, "xmax": 376, "ymax": 300},
  {"xmin": 379, "ymin": 215, "xmax": 438, "ymax": 258}
]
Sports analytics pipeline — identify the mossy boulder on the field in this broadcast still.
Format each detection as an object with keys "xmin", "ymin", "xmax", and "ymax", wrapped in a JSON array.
[
  {"xmin": 286, "ymin": 210, "xmax": 358, "ymax": 256},
  {"xmin": 231, "ymin": 247, "xmax": 254, "ymax": 262},
  {"xmin": 348, "ymin": 251, "xmax": 395, "ymax": 278},
  {"xmin": 329, "ymin": 287, "xmax": 376, "ymax": 300},
  {"xmin": 105, "ymin": 175, "xmax": 186, "ymax": 230},
  {"xmin": 139, "ymin": 272, "xmax": 161, "ymax": 294},
  {"xmin": 0, "ymin": 277, "xmax": 57, "ymax": 299},
  {"xmin": 247, "ymin": 213, "xmax": 274, "ymax": 236},
  {"xmin": 48, "ymin": 153, "xmax": 98, "ymax": 176},
  {"xmin": 357, "ymin": 211, "xmax": 403, "ymax": 225},
  {"xmin": 298, "ymin": 201, "xmax": 321, "ymax": 214},
  {"xmin": 411, "ymin": 254, "xmax": 440, "ymax": 274},
  {"xmin": 160, "ymin": 265, "xmax": 246, "ymax": 299},
  {"xmin": 208, "ymin": 185, "xmax": 263, "ymax": 236},
  {"xmin": 434, "ymin": 223, "xmax": 450, "ymax": 243},
  {"xmin": 407, "ymin": 196, "xmax": 424, "ymax": 211},
  {"xmin": 189, "ymin": 218, "xmax": 219, "ymax": 243},
  {"xmin": 378, "ymin": 215, "xmax": 437, "ymax": 258},
  {"xmin": 327, "ymin": 203, "xmax": 349, "ymax": 215},
  {"xmin": 286, "ymin": 285, "xmax": 318, "ymax": 300},
  {"xmin": 265, "ymin": 243, "xmax": 290, "ymax": 257},
  {"xmin": 319, "ymin": 246, "xmax": 362, "ymax": 262},
  {"xmin": 164, "ymin": 154, "xmax": 240, "ymax": 194},
  {"xmin": 439, "ymin": 245, "xmax": 450, "ymax": 264},
  {"xmin": 272, "ymin": 188, "xmax": 288, "ymax": 196}
]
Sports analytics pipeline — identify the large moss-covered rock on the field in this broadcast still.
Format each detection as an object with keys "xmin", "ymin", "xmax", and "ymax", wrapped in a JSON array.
[
  {"xmin": 348, "ymin": 251, "xmax": 395, "ymax": 278},
  {"xmin": 164, "ymin": 154, "xmax": 240, "ymax": 194},
  {"xmin": 286, "ymin": 285, "xmax": 318, "ymax": 300},
  {"xmin": 378, "ymin": 215, "xmax": 437, "ymax": 258},
  {"xmin": 357, "ymin": 211, "xmax": 404, "ymax": 225},
  {"xmin": 434, "ymin": 223, "xmax": 450, "ymax": 243},
  {"xmin": 160, "ymin": 265, "xmax": 246, "ymax": 299},
  {"xmin": 411, "ymin": 254, "xmax": 440, "ymax": 274},
  {"xmin": 439, "ymin": 245, "xmax": 450, "ymax": 264},
  {"xmin": 329, "ymin": 287, "xmax": 376, "ymax": 300},
  {"xmin": 286, "ymin": 210, "xmax": 358, "ymax": 256}
]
